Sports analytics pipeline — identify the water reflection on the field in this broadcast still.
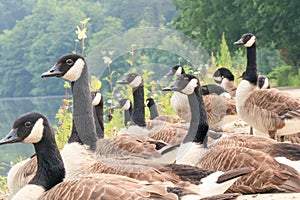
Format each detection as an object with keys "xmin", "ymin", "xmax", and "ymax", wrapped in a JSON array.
[{"xmin": 0, "ymin": 96, "xmax": 64, "ymax": 176}]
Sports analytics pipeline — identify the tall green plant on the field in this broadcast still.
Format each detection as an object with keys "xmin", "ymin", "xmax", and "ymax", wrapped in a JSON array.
[
  {"xmin": 0, "ymin": 168, "xmax": 8, "ymax": 195},
  {"xmin": 74, "ymin": 18, "xmax": 90, "ymax": 56},
  {"xmin": 218, "ymin": 32, "xmax": 232, "ymax": 70},
  {"xmin": 53, "ymin": 81, "xmax": 73, "ymax": 150}
]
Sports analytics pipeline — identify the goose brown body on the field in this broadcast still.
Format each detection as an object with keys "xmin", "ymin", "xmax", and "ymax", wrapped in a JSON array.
[
  {"xmin": 234, "ymin": 33, "xmax": 300, "ymax": 139},
  {"xmin": 168, "ymin": 65, "xmax": 236, "ymax": 131},
  {"xmin": 197, "ymin": 144, "xmax": 300, "ymax": 193},
  {"xmin": 242, "ymin": 88, "xmax": 300, "ymax": 138},
  {"xmin": 1, "ymin": 112, "xmax": 251, "ymax": 199},
  {"xmin": 163, "ymin": 73, "xmax": 300, "ymax": 194}
]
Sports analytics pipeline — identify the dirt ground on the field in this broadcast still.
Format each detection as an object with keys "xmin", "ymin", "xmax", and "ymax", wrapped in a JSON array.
[{"xmin": 227, "ymin": 87, "xmax": 300, "ymax": 200}]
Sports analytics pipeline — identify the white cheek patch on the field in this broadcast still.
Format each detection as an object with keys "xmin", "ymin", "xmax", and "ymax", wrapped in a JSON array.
[
  {"xmin": 244, "ymin": 35, "xmax": 256, "ymax": 47},
  {"xmin": 129, "ymin": 76, "xmax": 142, "ymax": 88},
  {"xmin": 92, "ymin": 93, "xmax": 101, "ymax": 106},
  {"xmin": 62, "ymin": 58, "xmax": 85, "ymax": 81},
  {"xmin": 261, "ymin": 78, "xmax": 269, "ymax": 89},
  {"xmin": 122, "ymin": 100, "xmax": 131, "ymax": 110},
  {"xmin": 214, "ymin": 76, "xmax": 222, "ymax": 82},
  {"xmin": 175, "ymin": 67, "xmax": 183, "ymax": 75},
  {"xmin": 23, "ymin": 118, "xmax": 44, "ymax": 143},
  {"xmin": 181, "ymin": 78, "xmax": 198, "ymax": 95}
]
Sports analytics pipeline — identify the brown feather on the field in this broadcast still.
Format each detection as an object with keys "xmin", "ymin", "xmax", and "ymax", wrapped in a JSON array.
[
  {"xmin": 222, "ymin": 81, "xmax": 237, "ymax": 97},
  {"xmin": 196, "ymin": 142, "xmax": 300, "ymax": 193},
  {"xmin": 244, "ymin": 88, "xmax": 300, "ymax": 134},
  {"xmin": 153, "ymin": 115, "xmax": 181, "ymax": 123},
  {"xmin": 278, "ymin": 132, "xmax": 300, "ymax": 144},
  {"xmin": 96, "ymin": 134, "xmax": 161, "ymax": 158},
  {"xmin": 39, "ymin": 173, "xmax": 178, "ymax": 200},
  {"xmin": 213, "ymin": 134, "xmax": 300, "ymax": 161}
]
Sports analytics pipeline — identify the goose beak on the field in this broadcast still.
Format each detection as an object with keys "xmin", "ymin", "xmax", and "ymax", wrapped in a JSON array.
[
  {"xmin": 233, "ymin": 38, "xmax": 244, "ymax": 45},
  {"xmin": 0, "ymin": 129, "xmax": 21, "ymax": 145},
  {"xmin": 162, "ymin": 83, "xmax": 179, "ymax": 92},
  {"xmin": 117, "ymin": 77, "xmax": 129, "ymax": 84},
  {"xmin": 41, "ymin": 64, "xmax": 64, "ymax": 78},
  {"xmin": 165, "ymin": 70, "xmax": 174, "ymax": 76}
]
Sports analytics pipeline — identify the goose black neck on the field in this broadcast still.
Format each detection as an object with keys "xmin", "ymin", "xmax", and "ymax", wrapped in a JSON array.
[
  {"xmin": 148, "ymin": 104, "xmax": 159, "ymax": 119},
  {"xmin": 70, "ymin": 65, "xmax": 98, "ymax": 151},
  {"xmin": 244, "ymin": 44, "xmax": 258, "ymax": 85},
  {"xmin": 132, "ymin": 85, "xmax": 146, "ymax": 127},
  {"xmin": 29, "ymin": 122, "xmax": 65, "ymax": 190},
  {"xmin": 183, "ymin": 87, "xmax": 208, "ymax": 144},
  {"xmin": 93, "ymin": 95, "xmax": 105, "ymax": 137}
]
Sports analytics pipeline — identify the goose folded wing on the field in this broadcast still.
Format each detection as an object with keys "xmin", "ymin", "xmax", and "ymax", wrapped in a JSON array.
[
  {"xmin": 39, "ymin": 173, "xmax": 176, "ymax": 200},
  {"xmin": 96, "ymin": 134, "xmax": 161, "ymax": 158},
  {"xmin": 198, "ymin": 145, "xmax": 300, "ymax": 193},
  {"xmin": 245, "ymin": 89, "xmax": 300, "ymax": 130}
]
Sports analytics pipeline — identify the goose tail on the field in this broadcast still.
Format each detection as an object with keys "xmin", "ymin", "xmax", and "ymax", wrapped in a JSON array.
[{"xmin": 197, "ymin": 167, "xmax": 252, "ymax": 197}]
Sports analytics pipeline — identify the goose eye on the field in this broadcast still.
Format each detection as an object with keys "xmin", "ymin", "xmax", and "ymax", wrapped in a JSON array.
[
  {"xmin": 24, "ymin": 121, "xmax": 32, "ymax": 128},
  {"xmin": 66, "ymin": 59, "xmax": 74, "ymax": 66}
]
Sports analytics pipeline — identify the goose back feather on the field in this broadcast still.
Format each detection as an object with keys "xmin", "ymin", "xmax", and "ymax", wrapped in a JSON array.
[{"xmin": 163, "ymin": 73, "xmax": 300, "ymax": 194}]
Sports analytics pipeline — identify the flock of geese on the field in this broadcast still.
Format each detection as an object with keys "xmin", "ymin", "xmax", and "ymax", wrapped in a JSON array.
[{"xmin": 0, "ymin": 33, "xmax": 300, "ymax": 200}]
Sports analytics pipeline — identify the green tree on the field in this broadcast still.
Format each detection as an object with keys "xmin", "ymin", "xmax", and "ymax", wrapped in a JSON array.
[
  {"xmin": 172, "ymin": 0, "xmax": 300, "ymax": 67},
  {"xmin": 0, "ymin": 0, "xmax": 36, "ymax": 33}
]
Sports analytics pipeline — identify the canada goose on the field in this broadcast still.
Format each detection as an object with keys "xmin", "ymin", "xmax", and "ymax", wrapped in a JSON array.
[
  {"xmin": 163, "ymin": 73, "xmax": 300, "ymax": 193},
  {"xmin": 256, "ymin": 75, "xmax": 300, "ymax": 143},
  {"xmin": 145, "ymin": 97, "xmax": 181, "ymax": 123},
  {"xmin": 201, "ymin": 84, "xmax": 231, "ymax": 99},
  {"xmin": 166, "ymin": 65, "xmax": 191, "ymax": 122},
  {"xmin": 247, "ymin": 75, "xmax": 270, "ymax": 135},
  {"xmin": 257, "ymin": 75, "xmax": 270, "ymax": 89},
  {"xmin": 205, "ymin": 132, "xmax": 300, "ymax": 174},
  {"xmin": 0, "ymin": 112, "xmax": 250, "ymax": 199},
  {"xmin": 114, "ymin": 96, "xmax": 184, "ymax": 133},
  {"xmin": 91, "ymin": 91, "xmax": 104, "ymax": 132},
  {"xmin": 5, "ymin": 91, "xmax": 103, "ymax": 195},
  {"xmin": 41, "ymin": 54, "xmax": 167, "ymax": 159},
  {"xmin": 117, "ymin": 72, "xmax": 190, "ymax": 145},
  {"xmin": 113, "ymin": 98, "xmax": 134, "ymax": 126},
  {"xmin": 41, "ymin": 54, "xmax": 209, "ymax": 166},
  {"xmin": 167, "ymin": 65, "xmax": 236, "ymax": 130},
  {"xmin": 112, "ymin": 97, "xmax": 189, "ymax": 146},
  {"xmin": 234, "ymin": 33, "xmax": 300, "ymax": 139},
  {"xmin": 117, "ymin": 73, "xmax": 146, "ymax": 127},
  {"xmin": 213, "ymin": 67, "xmax": 237, "ymax": 97}
]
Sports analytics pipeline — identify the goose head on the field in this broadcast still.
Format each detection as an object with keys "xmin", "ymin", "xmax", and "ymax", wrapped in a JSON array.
[
  {"xmin": 145, "ymin": 97, "xmax": 155, "ymax": 108},
  {"xmin": 162, "ymin": 74, "xmax": 200, "ymax": 95},
  {"xmin": 213, "ymin": 68, "xmax": 235, "ymax": 84},
  {"xmin": 233, "ymin": 33, "xmax": 256, "ymax": 48},
  {"xmin": 117, "ymin": 73, "xmax": 143, "ymax": 88},
  {"xmin": 113, "ymin": 98, "xmax": 132, "ymax": 111},
  {"xmin": 0, "ymin": 112, "xmax": 48, "ymax": 145},
  {"xmin": 166, "ymin": 65, "xmax": 186, "ymax": 76},
  {"xmin": 257, "ymin": 75, "xmax": 270, "ymax": 89},
  {"xmin": 41, "ymin": 54, "xmax": 85, "ymax": 82}
]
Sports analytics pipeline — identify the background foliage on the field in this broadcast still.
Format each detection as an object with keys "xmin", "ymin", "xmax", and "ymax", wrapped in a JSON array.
[{"xmin": 0, "ymin": 0, "xmax": 299, "ymax": 98}]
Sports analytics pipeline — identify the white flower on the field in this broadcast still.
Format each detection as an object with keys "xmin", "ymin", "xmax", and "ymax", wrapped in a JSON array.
[
  {"xmin": 103, "ymin": 56, "xmax": 112, "ymax": 65},
  {"xmin": 75, "ymin": 26, "xmax": 87, "ymax": 40}
]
